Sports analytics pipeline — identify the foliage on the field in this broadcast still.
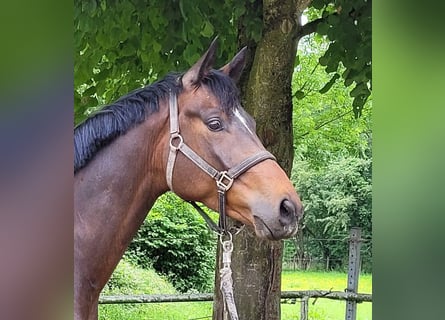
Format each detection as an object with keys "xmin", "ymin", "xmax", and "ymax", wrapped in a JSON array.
[
  {"xmin": 103, "ymin": 259, "xmax": 176, "ymax": 295},
  {"xmin": 74, "ymin": 0, "xmax": 248, "ymax": 124},
  {"xmin": 308, "ymin": 0, "xmax": 372, "ymax": 117},
  {"xmin": 74, "ymin": 1, "xmax": 371, "ymax": 124},
  {"xmin": 291, "ymin": 156, "xmax": 372, "ymax": 271},
  {"xmin": 290, "ymin": 33, "xmax": 372, "ymax": 272},
  {"xmin": 293, "ymin": 34, "xmax": 371, "ymax": 168},
  {"xmin": 125, "ymin": 192, "xmax": 217, "ymax": 293}
]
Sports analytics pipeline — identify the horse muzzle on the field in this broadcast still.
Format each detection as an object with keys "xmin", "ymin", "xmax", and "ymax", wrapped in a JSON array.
[{"xmin": 252, "ymin": 198, "xmax": 303, "ymax": 240}]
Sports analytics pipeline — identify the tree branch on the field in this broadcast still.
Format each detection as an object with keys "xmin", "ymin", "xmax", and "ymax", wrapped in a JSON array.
[
  {"xmin": 297, "ymin": 109, "xmax": 353, "ymax": 139},
  {"xmin": 293, "ymin": 61, "xmax": 320, "ymax": 95},
  {"xmin": 296, "ymin": 12, "xmax": 338, "ymax": 40},
  {"xmin": 297, "ymin": 17, "xmax": 324, "ymax": 40}
]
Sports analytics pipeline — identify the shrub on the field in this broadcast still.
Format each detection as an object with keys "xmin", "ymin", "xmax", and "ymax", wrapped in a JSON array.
[
  {"xmin": 103, "ymin": 259, "xmax": 176, "ymax": 295},
  {"xmin": 125, "ymin": 192, "xmax": 217, "ymax": 293}
]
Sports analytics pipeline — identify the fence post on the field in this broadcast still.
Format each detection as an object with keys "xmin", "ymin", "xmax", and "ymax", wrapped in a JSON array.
[
  {"xmin": 345, "ymin": 227, "xmax": 361, "ymax": 320},
  {"xmin": 300, "ymin": 296, "xmax": 308, "ymax": 320}
]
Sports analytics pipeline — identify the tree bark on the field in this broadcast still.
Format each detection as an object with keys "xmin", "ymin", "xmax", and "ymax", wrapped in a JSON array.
[{"xmin": 213, "ymin": 0, "xmax": 306, "ymax": 319}]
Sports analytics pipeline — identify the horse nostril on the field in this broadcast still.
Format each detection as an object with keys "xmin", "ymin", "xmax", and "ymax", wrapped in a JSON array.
[{"xmin": 279, "ymin": 199, "xmax": 296, "ymax": 226}]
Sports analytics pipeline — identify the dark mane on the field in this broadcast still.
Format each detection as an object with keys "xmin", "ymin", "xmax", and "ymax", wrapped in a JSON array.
[
  {"xmin": 74, "ymin": 73, "xmax": 182, "ymax": 173},
  {"xmin": 74, "ymin": 70, "xmax": 241, "ymax": 174}
]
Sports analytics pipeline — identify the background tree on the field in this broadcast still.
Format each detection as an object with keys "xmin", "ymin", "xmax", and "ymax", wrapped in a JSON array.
[
  {"xmin": 74, "ymin": 0, "xmax": 371, "ymax": 319},
  {"xmin": 214, "ymin": 1, "xmax": 370, "ymax": 318},
  {"xmin": 287, "ymin": 33, "xmax": 372, "ymax": 272},
  {"xmin": 290, "ymin": 156, "xmax": 372, "ymax": 271}
]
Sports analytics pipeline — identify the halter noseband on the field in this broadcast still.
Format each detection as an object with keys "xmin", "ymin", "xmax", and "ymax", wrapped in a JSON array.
[{"xmin": 166, "ymin": 91, "xmax": 276, "ymax": 235}]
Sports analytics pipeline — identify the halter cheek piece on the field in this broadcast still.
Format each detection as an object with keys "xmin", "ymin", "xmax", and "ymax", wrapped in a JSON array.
[{"xmin": 166, "ymin": 91, "xmax": 276, "ymax": 235}]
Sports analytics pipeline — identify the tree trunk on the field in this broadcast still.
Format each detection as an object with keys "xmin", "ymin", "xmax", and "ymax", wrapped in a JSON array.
[{"xmin": 213, "ymin": 0, "xmax": 306, "ymax": 319}]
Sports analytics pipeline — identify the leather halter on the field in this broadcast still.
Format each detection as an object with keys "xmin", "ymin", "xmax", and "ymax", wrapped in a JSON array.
[{"xmin": 166, "ymin": 91, "xmax": 276, "ymax": 235}]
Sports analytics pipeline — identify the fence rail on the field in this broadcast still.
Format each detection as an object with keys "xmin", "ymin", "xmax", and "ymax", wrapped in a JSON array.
[
  {"xmin": 99, "ymin": 290, "xmax": 372, "ymax": 304},
  {"xmin": 100, "ymin": 227, "xmax": 371, "ymax": 320}
]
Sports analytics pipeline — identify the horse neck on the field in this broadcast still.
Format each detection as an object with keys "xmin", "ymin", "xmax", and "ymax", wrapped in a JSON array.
[
  {"xmin": 74, "ymin": 104, "xmax": 169, "ymax": 276},
  {"xmin": 77, "ymin": 110, "xmax": 169, "ymax": 211}
]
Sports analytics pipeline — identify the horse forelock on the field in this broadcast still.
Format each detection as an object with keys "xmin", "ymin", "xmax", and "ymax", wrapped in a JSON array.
[{"xmin": 200, "ymin": 69, "xmax": 241, "ymax": 116}]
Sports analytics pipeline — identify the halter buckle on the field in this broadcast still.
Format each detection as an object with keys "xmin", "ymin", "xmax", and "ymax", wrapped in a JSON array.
[{"xmin": 216, "ymin": 171, "xmax": 234, "ymax": 192}]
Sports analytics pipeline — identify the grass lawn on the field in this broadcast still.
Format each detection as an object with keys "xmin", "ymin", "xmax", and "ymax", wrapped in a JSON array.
[
  {"xmin": 99, "ymin": 261, "xmax": 372, "ymax": 319},
  {"xmin": 100, "ymin": 302, "xmax": 214, "ymax": 320},
  {"xmin": 99, "ymin": 260, "xmax": 214, "ymax": 320},
  {"xmin": 281, "ymin": 270, "xmax": 372, "ymax": 320}
]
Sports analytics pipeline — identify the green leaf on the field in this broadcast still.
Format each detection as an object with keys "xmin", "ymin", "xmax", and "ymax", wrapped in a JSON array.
[
  {"xmin": 325, "ymin": 59, "xmax": 339, "ymax": 73},
  {"xmin": 319, "ymin": 55, "xmax": 328, "ymax": 66},
  {"xmin": 83, "ymin": 85, "xmax": 96, "ymax": 97},
  {"xmin": 344, "ymin": 77, "xmax": 353, "ymax": 87},
  {"xmin": 152, "ymin": 41, "xmax": 162, "ymax": 53},
  {"xmin": 341, "ymin": 68, "xmax": 350, "ymax": 79},
  {"xmin": 316, "ymin": 22, "xmax": 329, "ymax": 35},
  {"xmin": 295, "ymin": 90, "xmax": 305, "ymax": 100},
  {"xmin": 95, "ymin": 80, "xmax": 106, "ymax": 97},
  {"xmin": 327, "ymin": 13, "xmax": 340, "ymax": 25},
  {"xmin": 200, "ymin": 21, "xmax": 214, "ymax": 38},
  {"xmin": 319, "ymin": 73, "xmax": 340, "ymax": 94},
  {"xmin": 294, "ymin": 55, "xmax": 300, "ymax": 68},
  {"xmin": 311, "ymin": 0, "xmax": 326, "ymax": 10},
  {"xmin": 94, "ymin": 68, "xmax": 110, "ymax": 81},
  {"xmin": 121, "ymin": 42, "xmax": 136, "ymax": 57},
  {"xmin": 349, "ymin": 82, "xmax": 368, "ymax": 98},
  {"xmin": 233, "ymin": 3, "xmax": 246, "ymax": 18}
]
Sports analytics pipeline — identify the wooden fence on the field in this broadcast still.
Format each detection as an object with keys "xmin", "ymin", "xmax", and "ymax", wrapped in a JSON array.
[
  {"xmin": 99, "ymin": 227, "xmax": 371, "ymax": 319},
  {"xmin": 99, "ymin": 290, "xmax": 371, "ymax": 319}
]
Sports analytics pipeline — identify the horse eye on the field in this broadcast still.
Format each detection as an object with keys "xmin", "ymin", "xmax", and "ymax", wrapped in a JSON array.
[{"xmin": 207, "ymin": 118, "xmax": 223, "ymax": 131}]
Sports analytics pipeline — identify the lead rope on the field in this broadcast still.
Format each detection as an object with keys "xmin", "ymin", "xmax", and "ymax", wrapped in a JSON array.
[
  {"xmin": 220, "ymin": 233, "xmax": 238, "ymax": 320},
  {"xmin": 189, "ymin": 200, "xmax": 241, "ymax": 320},
  {"xmin": 216, "ymin": 175, "xmax": 239, "ymax": 320}
]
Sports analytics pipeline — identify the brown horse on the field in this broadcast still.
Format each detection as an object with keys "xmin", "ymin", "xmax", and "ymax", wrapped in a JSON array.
[{"xmin": 74, "ymin": 39, "xmax": 303, "ymax": 320}]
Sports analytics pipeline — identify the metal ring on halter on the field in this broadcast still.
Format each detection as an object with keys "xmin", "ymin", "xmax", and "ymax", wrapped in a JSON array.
[
  {"xmin": 216, "ymin": 171, "xmax": 234, "ymax": 192},
  {"xmin": 169, "ymin": 133, "xmax": 184, "ymax": 150}
]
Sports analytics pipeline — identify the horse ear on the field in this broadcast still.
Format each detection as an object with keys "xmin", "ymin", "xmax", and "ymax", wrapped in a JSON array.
[
  {"xmin": 219, "ymin": 46, "xmax": 247, "ymax": 83},
  {"xmin": 182, "ymin": 37, "xmax": 218, "ymax": 87}
]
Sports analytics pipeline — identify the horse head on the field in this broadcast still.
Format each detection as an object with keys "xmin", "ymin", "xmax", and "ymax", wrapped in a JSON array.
[{"xmin": 165, "ymin": 39, "xmax": 303, "ymax": 240}]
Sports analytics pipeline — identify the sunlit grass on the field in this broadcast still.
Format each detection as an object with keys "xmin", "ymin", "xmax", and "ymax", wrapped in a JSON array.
[
  {"xmin": 99, "ymin": 260, "xmax": 213, "ymax": 320},
  {"xmin": 99, "ymin": 261, "xmax": 372, "ymax": 319},
  {"xmin": 100, "ymin": 302, "xmax": 213, "ymax": 320},
  {"xmin": 281, "ymin": 270, "xmax": 372, "ymax": 320},
  {"xmin": 282, "ymin": 270, "xmax": 372, "ymax": 293}
]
